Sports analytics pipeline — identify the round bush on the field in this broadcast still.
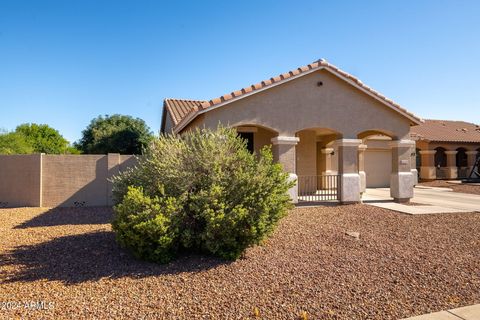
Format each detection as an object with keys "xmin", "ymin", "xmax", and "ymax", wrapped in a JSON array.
[{"xmin": 111, "ymin": 126, "xmax": 294, "ymax": 263}]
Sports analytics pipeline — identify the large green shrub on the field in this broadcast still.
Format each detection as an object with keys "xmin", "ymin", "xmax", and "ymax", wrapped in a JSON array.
[{"xmin": 111, "ymin": 126, "xmax": 294, "ymax": 263}]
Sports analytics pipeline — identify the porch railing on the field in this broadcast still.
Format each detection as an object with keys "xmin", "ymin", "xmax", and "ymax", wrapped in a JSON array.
[{"xmin": 297, "ymin": 175, "xmax": 340, "ymax": 201}]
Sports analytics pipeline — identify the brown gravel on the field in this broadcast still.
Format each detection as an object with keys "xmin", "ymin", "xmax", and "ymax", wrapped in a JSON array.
[
  {"xmin": 418, "ymin": 180, "xmax": 480, "ymax": 195},
  {"xmin": 1, "ymin": 206, "xmax": 479, "ymax": 319}
]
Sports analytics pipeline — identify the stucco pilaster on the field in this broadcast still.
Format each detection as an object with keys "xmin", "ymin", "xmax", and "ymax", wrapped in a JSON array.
[
  {"xmin": 271, "ymin": 136, "xmax": 300, "ymax": 203},
  {"xmin": 336, "ymin": 139, "xmax": 362, "ymax": 204},
  {"xmin": 358, "ymin": 144, "xmax": 367, "ymax": 193},
  {"xmin": 389, "ymin": 140, "xmax": 414, "ymax": 203},
  {"xmin": 419, "ymin": 150, "xmax": 436, "ymax": 180},
  {"xmin": 466, "ymin": 151, "xmax": 479, "ymax": 175},
  {"xmin": 107, "ymin": 153, "xmax": 121, "ymax": 206},
  {"xmin": 445, "ymin": 150, "xmax": 458, "ymax": 179}
]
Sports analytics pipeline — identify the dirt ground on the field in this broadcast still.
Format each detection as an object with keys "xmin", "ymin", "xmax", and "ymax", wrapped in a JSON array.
[{"xmin": 1, "ymin": 206, "xmax": 479, "ymax": 319}]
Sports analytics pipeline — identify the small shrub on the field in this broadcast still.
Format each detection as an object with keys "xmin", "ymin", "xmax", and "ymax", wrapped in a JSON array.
[{"xmin": 112, "ymin": 126, "xmax": 294, "ymax": 263}]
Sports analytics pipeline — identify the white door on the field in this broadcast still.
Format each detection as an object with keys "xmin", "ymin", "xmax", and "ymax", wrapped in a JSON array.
[{"xmin": 364, "ymin": 150, "xmax": 391, "ymax": 188}]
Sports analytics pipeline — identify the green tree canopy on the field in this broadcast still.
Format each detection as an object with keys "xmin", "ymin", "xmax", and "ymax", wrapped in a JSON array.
[
  {"xmin": 0, "ymin": 124, "xmax": 77, "ymax": 155},
  {"xmin": 75, "ymin": 114, "xmax": 153, "ymax": 154},
  {"xmin": 0, "ymin": 131, "xmax": 34, "ymax": 154},
  {"xmin": 15, "ymin": 123, "xmax": 72, "ymax": 154}
]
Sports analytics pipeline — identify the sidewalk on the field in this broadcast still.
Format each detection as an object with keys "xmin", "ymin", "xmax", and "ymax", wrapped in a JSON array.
[{"xmin": 402, "ymin": 304, "xmax": 480, "ymax": 319}]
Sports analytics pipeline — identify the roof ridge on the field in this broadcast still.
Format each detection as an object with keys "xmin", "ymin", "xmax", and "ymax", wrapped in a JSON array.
[
  {"xmin": 169, "ymin": 59, "xmax": 424, "ymax": 132},
  {"xmin": 164, "ymin": 98, "xmax": 206, "ymax": 102}
]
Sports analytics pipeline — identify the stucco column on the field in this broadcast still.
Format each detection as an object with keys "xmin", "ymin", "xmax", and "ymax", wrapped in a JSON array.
[
  {"xmin": 419, "ymin": 150, "xmax": 436, "ymax": 180},
  {"xmin": 358, "ymin": 144, "xmax": 367, "ymax": 194},
  {"xmin": 410, "ymin": 143, "xmax": 418, "ymax": 186},
  {"xmin": 337, "ymin": 139, "xmax": 362, "ymax": 204},
  {"xmin": 107, "ymin": 153, "xmax": 121, "ymax": 206},
  {"xmin": 445, "ymin": 150, "xmax": 458, "ymax": 179},
  {"xmin": 320, "ymin": 147, "xmax": 334, "ymax": 174},
  {"xmin": 271, "ymin": 136, "xmax": 300, "ymax": 203},
  {"xmin": 389, "ymin": 140, "xmax": 414, "ymax": 203},
  {"xmin": 466, "ymin": 151, "xmax": 478, "ymax": 176},
  {"xmin": 320, "ymin": 147, "xmax": 335, "ymax": 189}
]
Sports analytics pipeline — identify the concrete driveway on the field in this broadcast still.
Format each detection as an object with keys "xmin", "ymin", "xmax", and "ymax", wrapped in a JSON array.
[{"xmin": 364, "ymin": 187, "xmax": 480, "ymax": 213}]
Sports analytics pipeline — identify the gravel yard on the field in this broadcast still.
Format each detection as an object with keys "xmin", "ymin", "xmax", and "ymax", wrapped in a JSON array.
[
  {"xmin": 1, "ymin": 206, "xmax": 479, "ymax": 319},
  {"xmin": 418, "ymin": 180, "xmax": 480, "ymax": 195}
]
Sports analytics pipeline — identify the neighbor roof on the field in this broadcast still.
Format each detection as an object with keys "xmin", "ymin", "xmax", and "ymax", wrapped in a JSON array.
[
  {"xmin": 164, "ymin": 59, "xmax": 423, "ymax": 133},
  {"xmin": 410, "ymin": 119, "xmax": 480, "ymax": 143}
]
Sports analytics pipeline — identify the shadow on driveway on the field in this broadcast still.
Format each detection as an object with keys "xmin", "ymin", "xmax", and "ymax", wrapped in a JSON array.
[{"xmin": 0, "ymin": 231, "xmax": 228, "ymax": 284}]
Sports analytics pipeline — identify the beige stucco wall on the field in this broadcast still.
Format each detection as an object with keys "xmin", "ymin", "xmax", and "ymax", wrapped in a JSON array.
[
  {"xmin": 0, "ymin": 154, "xmax": 136, "ymax": 207},
  {"xmin": 296, "ymin": 130, "xmax": 317, "ymax": 176},
  {"xmin": 0, "ymin": 154, "xmax": 42, "ymax": 207},
  {"xmin": 183, "ymin": 69, "xmax": 412, "ymax": 140},
  {"xmin": 253, "ymin": 127, "xmax": 276, "ymax": 154}
]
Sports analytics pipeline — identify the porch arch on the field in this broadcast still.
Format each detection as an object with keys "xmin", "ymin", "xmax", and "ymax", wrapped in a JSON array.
[
  {"xmin": 294, "ymin": 127, "xmax": 342, "ymax": 201},
  {"xmin": 357, "ymin": 129, "xmax": 397, "ymax": 140},
  {"xmin": 233, "ymin": 124, "xmax": 278, "ymax": 154}
]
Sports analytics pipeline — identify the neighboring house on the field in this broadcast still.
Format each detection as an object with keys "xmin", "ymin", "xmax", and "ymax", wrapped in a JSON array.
[
  {"xmin": 161, "ymin": 59, "xmax": 423, "ymax": 203},
  {"xmin": 411, "ymin": 120, "xmax": 480, "ymax": 180}
]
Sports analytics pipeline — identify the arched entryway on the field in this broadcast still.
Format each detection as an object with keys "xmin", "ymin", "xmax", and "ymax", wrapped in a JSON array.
[
  {"xmin": 416, "ymin": 148, "xmax": 422, "ymax": 171},
  {"xmin": 456, "ymin": 147, "xmax": 468, "ymax": 178},
  {"xmin": 295, "ymin": 128, "xmax": 341, "ymax": 201},
  {"xmin": 434, "ymin": 147, "xmax": 447, "ymax": 179},
  {"xmin": 234, "ymin": 124, "xmax": 277, "ymax": 154}
]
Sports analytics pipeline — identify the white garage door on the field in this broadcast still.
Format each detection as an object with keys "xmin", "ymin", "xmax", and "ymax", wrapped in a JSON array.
[{"xmin": 364, "ymin": 150, "xmax": 391, "ymax": 188}]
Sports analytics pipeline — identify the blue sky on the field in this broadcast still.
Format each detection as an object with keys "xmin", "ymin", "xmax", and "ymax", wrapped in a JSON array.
[{"xmin": 1, "ymin": 0, "xmax": 479, "ymax": 143}]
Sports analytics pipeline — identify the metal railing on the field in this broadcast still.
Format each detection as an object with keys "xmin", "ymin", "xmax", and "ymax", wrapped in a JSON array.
[
  {"xmin": 436, "ymin": 168, "xmax": 448, "ymax": 179},
  {"xmin": 458, "ymin": 167, "xmax": 469, "ymax": 179},
  {"xmin": 297, "ymin": 175, "xmax": 340, "ymax": 201}
]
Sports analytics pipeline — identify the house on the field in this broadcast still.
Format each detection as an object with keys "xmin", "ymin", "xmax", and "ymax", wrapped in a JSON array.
[
  {"xmin": 411, "ymin": 119, "xmax": 480, "ymax": 180},
  {"xmin": 161, "ymin": 59, "xmax": 424, "ymax": 204}
]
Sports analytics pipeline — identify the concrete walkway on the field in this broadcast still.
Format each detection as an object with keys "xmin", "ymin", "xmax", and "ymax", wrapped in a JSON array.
[
  {"xmin": 401, "ymin": 303, "xmax": 480, "ymax": 319},
  {"xmin": 363, "ymin": 187, "xmax": 480, "ymax": 214}
]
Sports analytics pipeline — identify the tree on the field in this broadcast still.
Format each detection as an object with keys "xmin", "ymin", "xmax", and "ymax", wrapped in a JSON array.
[
  {"xmin": 75, "ymin": 114, "xmax": 153, "ymax": 154},
  {"xmin": 15, "ymin": 123, "xmax": 73, "ymax": 154},
  {"xmin": 0, "ymin": 131, "xmax": 34, "ymax": 154}
]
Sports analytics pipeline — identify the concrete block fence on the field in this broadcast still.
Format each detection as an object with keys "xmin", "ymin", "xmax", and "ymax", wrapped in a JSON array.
[{"xmin": 0, "ymin": 153, "xmax": 135, "ymax": 207}]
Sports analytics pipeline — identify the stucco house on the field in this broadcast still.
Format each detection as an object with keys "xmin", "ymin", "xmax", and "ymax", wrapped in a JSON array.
[
  {"xmin": 411, "ymin": 119, "xmax": 480, "ymax": 180},
  {"xmin": 161, "ymin": 59, "xmax": 424, "ymax": 204}
]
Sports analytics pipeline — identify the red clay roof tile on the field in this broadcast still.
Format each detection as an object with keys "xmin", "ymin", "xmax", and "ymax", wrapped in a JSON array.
[
  {"xmin": 164, "ymin": 59, "xmax": 423, "ymax": 132},
  {"xmin": 410, "ymin": 119, "xmax": 480, "ymax": 143}
]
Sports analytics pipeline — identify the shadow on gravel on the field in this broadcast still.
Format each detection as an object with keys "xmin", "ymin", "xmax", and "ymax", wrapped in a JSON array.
[
  {"xmin": 15, "ymin": 207, "xmax": 113, "ymax": 229},
  {"xmin": 0, "ymin": 231, "xmax": 227, "ymax": 284}
]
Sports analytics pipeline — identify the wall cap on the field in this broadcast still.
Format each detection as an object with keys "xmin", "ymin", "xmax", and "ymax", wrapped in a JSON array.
[
  {"xmin": 321, "ymin": 147, "xmax": 334, "ymax": 154},
  {"xmin": 271, "ymin": 136, "xmax": 300, "ymax": 145},
  {"xmin": 418, "ymin": 150, "xmax": 436, "ymax": 155},
  {"xmin": 389, "ymin": 139, "xmax": 415, "ymax": 148},
  {"xmin": 466, "ymin": 151, "xmax": 479, "ymax": 155},
  {"xmin": 335, "ymin": 139, "xmax": 362, "ymax": 147},
  {"xmin": 358, "ymin": 144, "xmax": 368, "ymax": 151},
  {"xmin": 445, "ymin": 150, "xmax": 458, "ymax": 155}
]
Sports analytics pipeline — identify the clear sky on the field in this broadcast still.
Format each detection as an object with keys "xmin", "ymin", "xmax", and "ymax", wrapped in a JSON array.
[{"xmin": 1, "ymin": 0, "xmax": 479, "ymax": 143}]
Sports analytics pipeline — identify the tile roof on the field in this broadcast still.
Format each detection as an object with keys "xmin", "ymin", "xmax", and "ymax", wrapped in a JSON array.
[
  {"xmin": 164, "ymin": 59, "xmax": 423, "ymax": 132},
  {"xmin": 164, "ymin": 99, "xmax": 206, "ymax": 125},
  {"xmin": 410, "ymin": 119, "xmax": 480, "ymax": 143}
]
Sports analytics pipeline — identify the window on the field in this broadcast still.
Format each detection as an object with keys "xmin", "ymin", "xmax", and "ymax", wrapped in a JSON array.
[{"xmin": 238, "ymin": 132, "xmax": 254, "ymax": 153}]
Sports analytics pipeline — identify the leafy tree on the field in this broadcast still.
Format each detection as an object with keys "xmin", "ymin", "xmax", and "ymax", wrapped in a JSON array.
[
  {"xmin": 76, "ymin": 114, "xmax": 153, "ymax": 154},
  {"xmin": 0, "ymin": 130, "xmax": 34, "ymax": 154},
  {"xmin": 15, "ymin": 123, "xmax": 73, "ymax": 154}
]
